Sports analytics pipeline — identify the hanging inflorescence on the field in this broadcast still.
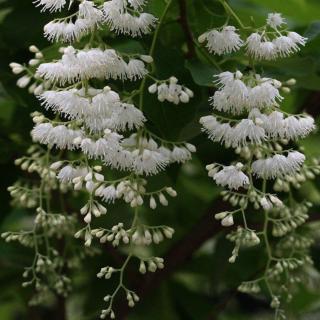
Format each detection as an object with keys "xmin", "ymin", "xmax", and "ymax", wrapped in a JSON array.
[
  {"xmin": 6, "ymin": 0, "xmax": 195, "ymax": 318},
  {"xmin": 199, "ymin": 6, "xmax": 320, "ymax": 320}
]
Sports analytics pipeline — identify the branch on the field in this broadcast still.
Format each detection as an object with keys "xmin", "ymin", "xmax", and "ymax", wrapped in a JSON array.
[
  {"xmin": 178, "ymin": 0, "xmax": 196, "ymax": 59},
  {"xmin": 299, "ymin": 91, "xmax": 320, "ymax": 117}
]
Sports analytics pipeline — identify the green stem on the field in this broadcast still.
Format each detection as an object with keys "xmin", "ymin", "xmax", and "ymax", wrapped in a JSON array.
[
  {"xmin": 149, "ymin": 0, "xmax": 173, "ymax": 59},
  {"xmin": 219, "ymin": 0, "xmax": 247, "ymax": 30},
  {"xmin": 138, "ymin": 0, "xmax": 173, "ymax": 111}
]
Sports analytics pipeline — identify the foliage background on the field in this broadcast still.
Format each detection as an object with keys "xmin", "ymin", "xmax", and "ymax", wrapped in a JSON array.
[{"xmin": 1, "ymin": 0, "xmax": 320, "ymax": 319}]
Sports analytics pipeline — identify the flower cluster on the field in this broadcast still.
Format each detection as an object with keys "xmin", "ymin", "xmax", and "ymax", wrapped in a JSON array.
[
  {"xmin": 199, "ymin": 13, "xmax": 306, "ymax": 59},
  {"xmin": 200, "ymin": 9, "xmax": 318, "ymax": 320},
  {"xmin": 7, "ymin": 0, "xmax": 194, "ymax": 318},
  {"xmin": 148, "ymin": 76, "xmax": 194, "ymax": 104}
]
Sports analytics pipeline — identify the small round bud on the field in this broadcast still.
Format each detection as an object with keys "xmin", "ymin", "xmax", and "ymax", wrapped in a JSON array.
[
  {"xmin": 29, "ymin": 45, "xmax": 39, "ymax": 53},
  {"xmin": 221, "ymin": 215, "xmax": 234, "ymax": 227},
  {"xmin": 140, "ymin": 55, "xmax": 153, "ymax": 63},
  {"xmin": 198, "ymin": 33, "xmax": 207, "ymax": 43},
  {"xmin": 286, "ymin": 78, "xmax": 296, "ymax": 86}
]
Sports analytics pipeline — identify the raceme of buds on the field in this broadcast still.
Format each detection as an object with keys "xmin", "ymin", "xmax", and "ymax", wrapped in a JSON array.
[
  {"xmin": 7, "ymin": 0, "xmax": 195, "ymax": 318},
  {"xmin": 199, "ymin": 8, "xmax": 318, "ymax": 319}
]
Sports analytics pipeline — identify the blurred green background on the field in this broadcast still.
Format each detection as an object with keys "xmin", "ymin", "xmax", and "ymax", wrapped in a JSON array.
[{"xmin": 1, "ymin": 0, "xmax": 320, "ymax": 319}]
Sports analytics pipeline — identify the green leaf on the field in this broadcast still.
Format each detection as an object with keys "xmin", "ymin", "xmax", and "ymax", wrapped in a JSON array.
[
  {"xmin": 185, "ymin": 59, "xmax": 218, "ymax": 87},
  {"xmin": 305, "ymin": 21, "xmax": 320, "ymax": 40}
]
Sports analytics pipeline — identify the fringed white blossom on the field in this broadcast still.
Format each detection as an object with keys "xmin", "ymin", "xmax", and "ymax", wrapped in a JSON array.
[
  {"xmin": 282, "ymin": 115, "xmax": 315, "ymax": 140},
  {"xmin": 123, "ymin": 136, "xmax": 169, "ymax": 175},
  {"xmin": 273, "ymin": 36, "xmax": 301, "ymax": 58},
  {"xmin": 267, "ymin": 13, "xmax": 285, "ymax": 29},
  {"xmin": 96, "ymin": 185, "xmax": 118, "ymax": 203},
  {"xmin": 57, "ymin": 165, "xmax": 89, "ymax": 183},
  {"xmin": 246, "ymin": 30, "xmax": 307, "ymax": 60},
  {"xmin": 79, "ymin": 0, "xmax": 103, "ymax": 22},
  {"xmin": 77, "ymin": 130, "xmax": 123, "ymax": 161},
  {"xmin": 37, "ymin": 47, "xmax": 147, "ymax": 84},
  {"xmin": 39, "ymin": 89, "xmax": 91, "ymax": 119},
  {"xmin": 200, "ymin": 116, "xmax": 265, "ymax": 148},
  {"xmin": 31, "ymin": 123, "xmax": 83, "ymax": 150},
  {"xmin": 128, "ymin": 0, "xmax": 147, "ymax": 10},
  {"xmin": 34, "ymin": 0, "xmax": 66, "ymax": 12},
  {"xmin": 210, "ymin": 163, "xmax": 249, "ymax": 190},
  {"xmin": 103, "ymin": 1, "xmax": 157, "ymax": 37},
  {"xmin": 200, "ymin": 115, "xmax": 233, "ymax": 146},
  {"xmin": 132, "ymin": 149, "xmax": 169, "ymax": 176},
  {"xmin": 232, "ymin": 119, "xmax": 265, "ymax": 146},
  {"xmin": 198, "ymin": 26, "xmax": 243, "ymax": 55},
  {"xmin": 252, "ymin": 151, "xmax": 306, "ymax": 179},
  {"xmin": 38, "ymin": 87, "xmax": 145, "ymax": 132},
  {"xmin": 106, "ymin": 103, "xmax": 146, "ymax": 131},
  {"xmin": 211, "ymin": 73, "xmax": 248, "ymax": 114},
  {"xmin": 249, "ymin": 109, "xmax": 315, "ymax": 140},
  {"xmin": 170, "ymin": 145, "xmax": 193, "ymax": 163},
  {"xmin": 210, "ymin": 71, "xmax": 282, "ymax": 114},
  {"xmin": 247, "ymin": 79, "xmax": 283, "ymax": 109},
  {"xmin": 43, "ymin": 19, "xmax": 93, "ymax": 43},
  {"xmin": 44, "ymin": 1, "xmax": 103, "ymax": 42}
]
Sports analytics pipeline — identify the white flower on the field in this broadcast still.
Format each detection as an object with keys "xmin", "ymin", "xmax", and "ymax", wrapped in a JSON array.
[
  {"xmin": 106, "ymin": 103, "xmax": 146, "ymax": 131},
  {"xmin": 246, "ymin": 30, "xmax": 307, "ymax": 60},
  {"xmin": 211, "ymin": 72, "xmax": 283, "ymax": 113},
  {"xmin": 57, "ymin": 165, "xmax": 88, "ymax": 183},
  {"xmin": 210, "ymin": 75, "xmax": 248, "ymax": 114},
  {"xmin": 39, "ymin": 89, "xmax": 90, "ymax": 119},
  {"xmin": 132, "ymin": 149, "xmax": 169, "ymax": 176},
  {"xmin": 282, "ymin": 115, "xmax": 315, "ymax": 140},
  {"xmin": 215, "ymin": 71, "xmax": 235, "ymax": 86},
  {"xmin": 232, "ymin": 119, "xmax": 265, "ymax": 147},
  {"xmin": 252, "ymin": 151, "xmax": 306, "ymax": 179},
  {"xmin": 34, "ymin": 0, "xmax": 66, "ymax": 12},
  {"xmin": 249, "ymin": 109, "xmax": 315, "ymax": 141},
  {"xmin": 31, "ymin": 123, "xmax": 82, "ymax": 150},
  {"xmin": 128, "ymin": 0, "xmax": 146, "ymax": 10},
  {"xmin": 87, "ymin": 132, "xmax": 123, "ymax": 160},
  {"xmin": 125, "ymin": 59, "xmax": 148, "ymax": 80},
  {"xmin": 108, "ymin": 148, "xmax": 134, "ymax": 171},
  {"xmin": 247, "ymin": 80, "xmax": 283, "ymax": 109},
  {"xmin": 39, "ymin": 86, "xmax": 146, "ymax": 134},
  {"xmin": 37, "ymin": 47, "xmax": 147, "ymax": 84},
  {"xmin": 79, "ymin": 1, "xmax": 103, "ymax": 23},
  {"xmin": 200, "ymin": 115, "xmax": 233, "ymax": 146},
  {"xmin": 267, "ymin": 13, "xmax": 285, "ymax": 29},
  {"xmin": 99, "ymin": 185, "xmax": 117, "ymax": 203},
  {"xmin": 170, "ymin": 146, "xmax": 192, "ymax": 163},
  {"xmin": 44, "ymin": 20, "xmax": 89, "ymax": 43},
  {"xmin": 273, "ymin": 36, "xmax": 300, "ymax": 58},
  {"xmin": 200, "ymin": 115, "xmax": 266, "ymax": 148},
  {"xmin": 249, "ymin": 109, "xmax": 283, "ymax": 138},
  {"xmin": 199, "ymin": 26, "xmax": 243, "ymax": 55},
  {"xmin": 213, "ymin": 163, "xmax": 249, "ymax": 190},
  {"xmin": 43, "ymin": 1, "xmax": 103, "ymax": 42},
  {"xmin": 103, "ymin": 1, "xmax": 157, "ymax": 37},
  {"xmin": 246, "ymin": 33, "xmax": 277, "ymax": 60},
  {"xmin": 80, "ymin": 138, "xmax": 97, "ymax": 158},
  {"xmin": 288, "ymin": 32, "xmax": 307, "ymax": 46},
  {"xmin": 57, "ymin": 165, "xmax": 76, "ymax": 183}
]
